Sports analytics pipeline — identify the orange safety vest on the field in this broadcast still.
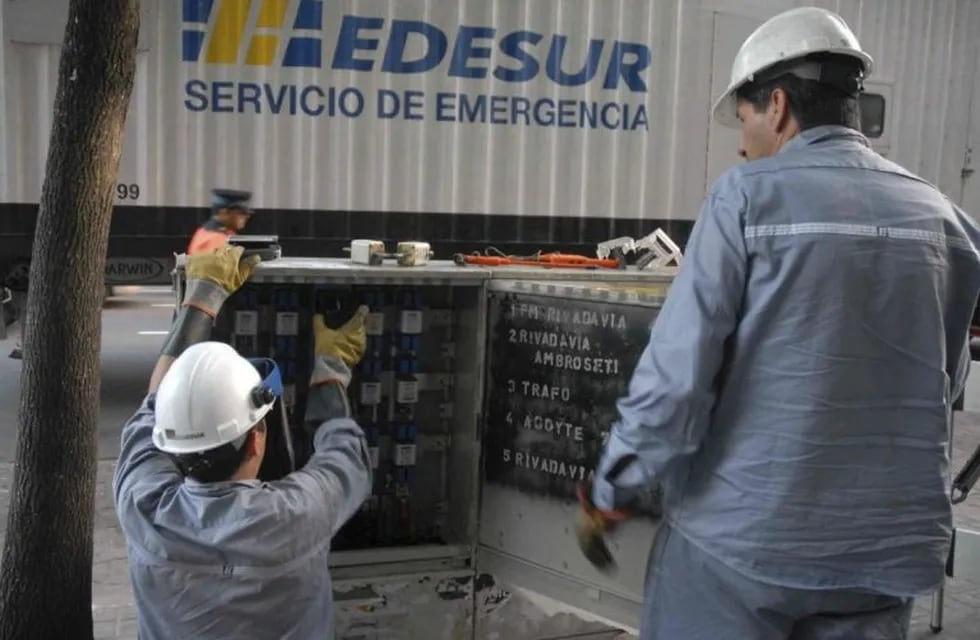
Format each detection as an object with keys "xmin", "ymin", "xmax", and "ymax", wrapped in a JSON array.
[{"xmin": 187, "ymin": 223, "xmax": 234, "ymax": 255}]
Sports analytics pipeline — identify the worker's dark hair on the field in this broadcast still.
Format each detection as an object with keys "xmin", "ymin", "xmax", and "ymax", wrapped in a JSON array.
[
  {"xmin": 734, "ymin": 52, "xmax": 863, "ymax": 131},
  {"xmin": 172, "ymin": 424, "xmax": 261, "ymax": 483}
]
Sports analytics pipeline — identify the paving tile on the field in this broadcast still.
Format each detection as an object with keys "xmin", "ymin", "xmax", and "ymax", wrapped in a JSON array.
[{"xmin": 92, "ymin": 620, "xmax": 118, "ymax": 639}]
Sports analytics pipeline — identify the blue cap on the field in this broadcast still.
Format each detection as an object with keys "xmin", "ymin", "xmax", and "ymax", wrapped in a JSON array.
[{"xmin": 212, "ymin": 188, "xmax": 253, "ymax": 212}]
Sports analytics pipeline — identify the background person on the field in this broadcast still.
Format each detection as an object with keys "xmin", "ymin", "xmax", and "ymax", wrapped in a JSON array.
[{"xmin": 187, "ymin": 188, "xmax": 255, "ymax": 255}]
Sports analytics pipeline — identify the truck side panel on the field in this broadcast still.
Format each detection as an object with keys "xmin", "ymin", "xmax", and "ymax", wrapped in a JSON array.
[{"xmin": 0, "ymin": 0, "xmax": 977, "ymax": 284}]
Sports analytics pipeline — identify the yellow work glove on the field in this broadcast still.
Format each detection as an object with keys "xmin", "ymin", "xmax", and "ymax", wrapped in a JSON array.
[
  {"xmin": 313, "ymin": 305, "xmax": 369, "ymax": 367},
  {"xmin": 310, "ymin": 306, "xmax": 369, "ymax": 387},
  {"xmin": 183, "ymin": 245, "xmax": 261, "ymax": 317}
]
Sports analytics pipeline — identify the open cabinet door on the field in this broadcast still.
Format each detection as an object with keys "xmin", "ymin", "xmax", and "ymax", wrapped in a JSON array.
[
  {"xmin": 474, "ymin": 277, "xmax": 671, "ymax": 640},
  {"xmin": 960, "ymin": 41, "xmax": 980, "ymax": 216}
]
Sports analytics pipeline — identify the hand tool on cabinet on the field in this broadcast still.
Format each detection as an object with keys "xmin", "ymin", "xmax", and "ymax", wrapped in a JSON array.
[
  {"xmin": 595, "ymin": 229, "xmax": 683, "ymax": 270},
  {"xmin": 633, "ymin": 229, "xmax": 683, "ymax": 270},
  {"xmin": 595, "ymin": 236, "xmax": 635, "ymax": 269},
  {"xmin": 453, "ymin": 250, "xmax": 621, "ymax": 269},
  {"xmin": 951, "ymin": 443, "xmax": 980, "ymax": 505},
  {"xmin": 228, "ymin": 234, "xmax": 282, "ymax": 261},
  {"xmin": 574, "ymin": 480, "xmax": 630, "ymax": 573}
]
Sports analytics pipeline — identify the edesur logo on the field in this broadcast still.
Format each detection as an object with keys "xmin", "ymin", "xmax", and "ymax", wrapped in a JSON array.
[{"xmin": 181, "ymin": 0, "xmax": 324, "ymax": 68}]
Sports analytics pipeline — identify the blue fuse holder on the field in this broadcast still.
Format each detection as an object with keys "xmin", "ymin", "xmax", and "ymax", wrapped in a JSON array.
[
  {"xmin": 395, "ymin": 357, "xmax": 419, "ymax": 405},
  {"xmin": 241, "ymin": 289, "xmax": 259, "ymax": 309},
  {"xmin": 360, "ymin": 358, "xmax": 383, "ymax": 377},
  {"xmin": 365, "ymin": 427, "xmax": 380, "ymax": 470},
  {"xmin": 394, "ymin": 467, "xmax": 415, "ymax": 499},
  {"xmin": 274, "ymin": 292, "xmax": 299, "ymax": 336},
  {"xmin": 398, "ymin": 289, "xmax": 423, "ymax": 336},
  {"xmin": 366, "ymin": 334, "xmax": 385, "ymax": 357},
  {"xmin": 398, "ymin": 334, "xmax": 420, "ymax": 353},
  {"xmin": 275, "ymin": 336, "xmax": 298, "ymax": 359},
  {"xmin": 276, "ymin": 289, "xmax": 299, "ymax": 310},
  {"xmin": 393, "ymin": 423, "xmax": 418, "ymax": 468},
  {"xmin": 400, "ymin": 290, "xmax": 422, "ymax": 309},
  {"xmin": 362, "ymin": 290, "xmax": 386, "ymax": 339},
  {"xmin": 395, "ymin": 355, "xmax": 418, "ymax": 376},
  {"xmin": 359, "ymin": 356, "xmax": 383, "ymax": 407}
]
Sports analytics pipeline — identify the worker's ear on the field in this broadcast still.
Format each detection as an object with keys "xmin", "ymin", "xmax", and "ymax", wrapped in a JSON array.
[
  {"xmin": 245, "ymin": 421, "xmax": 267, "ymax": 455},
  {"xmin": 767, "ymin": 88, "xmax": 794, "ymax": 133}
]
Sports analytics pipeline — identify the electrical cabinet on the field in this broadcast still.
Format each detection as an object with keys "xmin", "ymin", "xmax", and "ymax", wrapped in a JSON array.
[{"xmin": 174, "ymin": 257, "xmax": 676, "ymax": 640}]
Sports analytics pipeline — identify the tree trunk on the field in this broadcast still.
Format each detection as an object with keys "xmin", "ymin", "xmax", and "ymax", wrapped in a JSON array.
[{"xmin": 0, "ymin": 2, "xmax": 139, "ymax": 639}]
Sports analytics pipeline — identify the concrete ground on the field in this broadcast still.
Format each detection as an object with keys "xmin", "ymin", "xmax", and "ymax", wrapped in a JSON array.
[
  {"xmin": 0, "ymin": 286, "xmax": 979, "ymax": 638},
  {"xmin": 0, "ymin": 286, "xmax": 172, "ymax": 638}
]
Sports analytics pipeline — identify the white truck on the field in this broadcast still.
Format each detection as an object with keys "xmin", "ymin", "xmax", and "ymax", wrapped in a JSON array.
[
  {"xmin": 0, "ymin": 0, "xmax": 977, "ymax": 291},
  {"xmin": 2, "ymin": 1, "xmax": 979, "ymax": 636}
]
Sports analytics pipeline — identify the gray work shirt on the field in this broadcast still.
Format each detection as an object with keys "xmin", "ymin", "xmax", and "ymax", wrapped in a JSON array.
[
  {"xmin": 113, "ymin": 389, "xmax": 372, "ymax": 639},
  {"xmin": 594, "ymin": 125, "xmax": 980, "ymax": 596}
]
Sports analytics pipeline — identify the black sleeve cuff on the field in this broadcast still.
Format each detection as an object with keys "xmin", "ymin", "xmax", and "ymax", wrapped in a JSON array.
[{"xmin": 160, "ymin": 306, "xmax": 215, "ymax": 358}]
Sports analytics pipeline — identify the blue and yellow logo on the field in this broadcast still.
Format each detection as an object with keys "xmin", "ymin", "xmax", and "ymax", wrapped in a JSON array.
[{"xmin": 182, "ymin": 0, "xmax": 323, "ymax": 67}]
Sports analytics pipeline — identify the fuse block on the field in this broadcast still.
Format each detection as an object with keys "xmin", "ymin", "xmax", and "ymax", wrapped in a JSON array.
[{"xmin": 211, "ymin": 281, "xmax": 462, "ymax": 551}]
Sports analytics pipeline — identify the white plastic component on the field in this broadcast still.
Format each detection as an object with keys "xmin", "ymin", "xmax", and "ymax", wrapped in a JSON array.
[
  {"xmin": 365, "ymin": 311, "xmax": 385, "ymax": 336},
  {"xmin": 394, "ymin": 443, "xmax": 417, "ymax": 466},
  {"xmin": 275, "ymin": 311, "xmax": 299, "ymax": 336},
  {"xmin": 397, "ymin": 379, "xmax": 419, "ymax": 404},
  {"xmin": 369, "ymin": 445, "xmax": 381, "ymax": 469},
  {"xmin": 400, "ymin": 310, "xmax": 423, "ymax": 334},
  {"xmin": 234, "ymin": 310, "xmax": 258, "ymax": 336},
  {"xmin": 395, "ymin": 241, "xmax": 434, "ymax": 267},
  {"xmin": 348, "ymin": 239, "xmax": 386, "ymax": 265},
  {"xmin": 360, "ymin": 381, "xmax": 382, "ymax": 405}
]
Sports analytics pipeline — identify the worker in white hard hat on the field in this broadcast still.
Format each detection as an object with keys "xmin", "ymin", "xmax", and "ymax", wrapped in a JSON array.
[
  {"xmin": 112, "ymin": 244, "xmax": 373, "ymax": 639},
  {"xmin": 583, "ymin": 6, "xmax": 980, "ymax": 639}
]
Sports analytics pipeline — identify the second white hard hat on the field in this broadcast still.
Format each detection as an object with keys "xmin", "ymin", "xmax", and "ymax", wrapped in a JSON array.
[
  {"xmin": 153, "ymin": 341, "xmax": 280, "ymax": 455},
  {"xmin": 712, "ymin": 6, "xmax": 874, "ymax": 128}
]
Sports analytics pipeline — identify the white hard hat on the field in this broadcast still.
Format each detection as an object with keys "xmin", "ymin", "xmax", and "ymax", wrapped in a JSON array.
[
  {"xmin": 712, "ymin": 7, "xmax": 874, "ymax": 128},
  {"xmin": 153, "ymin": 342, "xmax": 281, "ymax": 454}
]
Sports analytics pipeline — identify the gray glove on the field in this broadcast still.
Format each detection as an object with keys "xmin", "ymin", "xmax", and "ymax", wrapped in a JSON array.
[
  {"xmin": 305, "ymin": 355, "xmax": 353, "ymax": 424},
  {"xmin": 310, "ymin": 353, "xmax": 353, "ymax": 388}
]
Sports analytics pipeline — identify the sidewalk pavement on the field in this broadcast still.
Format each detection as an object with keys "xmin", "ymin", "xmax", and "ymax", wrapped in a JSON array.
[{"xmin": 1, "ymin": 430, "xmax": 979, "ymax": 640}]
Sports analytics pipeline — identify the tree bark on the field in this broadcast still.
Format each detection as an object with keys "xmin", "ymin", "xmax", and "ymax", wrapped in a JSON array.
[{"xmin": 0, "ymin": 2, "xmax": 139, "ymax": 639}]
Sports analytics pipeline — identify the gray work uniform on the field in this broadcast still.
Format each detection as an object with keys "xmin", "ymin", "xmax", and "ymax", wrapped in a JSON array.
[
  {"xmin": 593, "ymin": 125, "xmax": 980, "ymax": 639},
  {"xmin": 113, "ymin": 387, "xmax": 372, "ymax": 639}
]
